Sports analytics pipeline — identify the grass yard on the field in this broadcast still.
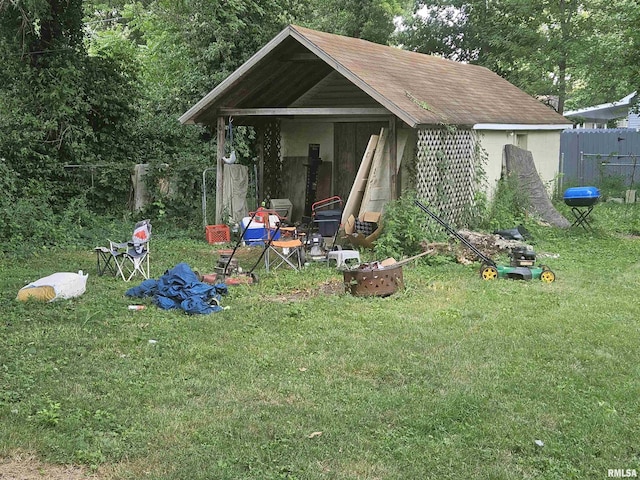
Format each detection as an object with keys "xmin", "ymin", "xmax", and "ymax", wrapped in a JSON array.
[{"xmin": 2, "ymin": 203, "xmax": 640, "ymax": 479}]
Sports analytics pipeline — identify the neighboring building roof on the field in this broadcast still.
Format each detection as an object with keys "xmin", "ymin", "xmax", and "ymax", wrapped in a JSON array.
[
  {"xmin": 180, "ymin": 25, "xmax": 570, "ymax": 129},
  {"xmin": 564, "ymin": 92, "xmax": 638, "ymax": 122}
]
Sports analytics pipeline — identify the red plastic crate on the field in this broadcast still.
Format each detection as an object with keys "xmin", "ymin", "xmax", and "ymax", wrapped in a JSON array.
[{"xmin": 206, "ymin": 224, "xmax": 230, "ymax": 244}]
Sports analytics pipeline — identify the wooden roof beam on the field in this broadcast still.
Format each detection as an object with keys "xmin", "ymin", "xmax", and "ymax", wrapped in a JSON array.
[
  {"xmin": 286, "ymin": 53, "xmax": 322, "ymax": 62},
  {"xmin": 219, "ymin": 107, "xmax": 389, "ymax": 116}
]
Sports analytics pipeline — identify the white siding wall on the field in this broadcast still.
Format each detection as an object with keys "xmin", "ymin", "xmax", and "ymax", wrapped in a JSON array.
[{"xmin": 478, "ymin": 130, "xmax": 562, "ymax": 197}]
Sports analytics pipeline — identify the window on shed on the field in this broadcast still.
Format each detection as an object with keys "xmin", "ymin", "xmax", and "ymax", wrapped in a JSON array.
[{"xmin": 516, "ymin": 133, "xmax": 528, "ymax": 150}]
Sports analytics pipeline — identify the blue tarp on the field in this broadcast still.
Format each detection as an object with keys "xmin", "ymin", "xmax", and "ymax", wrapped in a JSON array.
[{"xmin": 126, "ymin": 262, "xmax": 228, "ymax": 314}]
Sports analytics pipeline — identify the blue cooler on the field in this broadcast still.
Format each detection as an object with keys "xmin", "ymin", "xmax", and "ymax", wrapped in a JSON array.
[
  {"xmin": 241, "ymin": 215, "xmax": 281, "ymax": 245},
  {"xmin": 563, "ymin": 186, "xmax": 600, "ymax": 207}
]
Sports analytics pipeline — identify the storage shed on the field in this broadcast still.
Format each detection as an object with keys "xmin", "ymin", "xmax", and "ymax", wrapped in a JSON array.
[{"xmin": 180, "ymin": 25, "xmax": 570, "ymax": 225}]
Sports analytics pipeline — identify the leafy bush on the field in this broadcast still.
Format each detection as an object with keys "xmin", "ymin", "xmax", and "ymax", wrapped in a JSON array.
[
  {"xmin": 374, "ymin": 191, "xmax": 448, "ymax": 260},
  {"xmin": 0, "ymin": 159, "xmax": 18, "ymax": 210},
  {"xmin": 481, "ymin": 175, "xmax": 530, "ymax": 231},
  {"xmin": 0, "ymin": 194, "xmax": 131, "ymax": 257},
  {"xmin": 598, "ymin": 174, "xmax": 629, "ymax": 200}
]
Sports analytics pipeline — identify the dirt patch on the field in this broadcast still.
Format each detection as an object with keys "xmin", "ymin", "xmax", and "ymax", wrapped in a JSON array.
[
  {"xmin": 268, "ymin": 279, "xmax": 345, "ymax": 303},
  {"xmin": 0, "ymin": 452, "xmax": 100, "ymax": 480}
]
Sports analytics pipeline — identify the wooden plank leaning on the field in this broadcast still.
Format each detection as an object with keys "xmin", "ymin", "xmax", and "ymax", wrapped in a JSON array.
[
  {"xmin": 341, "ymin": 132, "xmax": 380, "ymax": 224},
  {"xmin": 358, "ymin": 127, "xmax": 388, "ymax": 217}
]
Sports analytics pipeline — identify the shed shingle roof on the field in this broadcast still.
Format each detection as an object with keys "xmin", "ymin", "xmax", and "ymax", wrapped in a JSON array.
[{"xmin": 180, "ymin": 25, "xmax": 570, "ymax": 128}]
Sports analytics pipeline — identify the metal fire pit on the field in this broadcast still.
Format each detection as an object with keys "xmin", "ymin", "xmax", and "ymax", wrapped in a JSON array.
[{"xmin": 343, "ymin": 263, "xmax": 404, "ymax": 297}]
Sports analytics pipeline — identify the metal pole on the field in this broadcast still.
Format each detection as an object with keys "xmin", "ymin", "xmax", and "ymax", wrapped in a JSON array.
[
  {"xmin": 202, "ymin": 167, "xmax": 216, "ymax": 230},
  {"xmin": 216, "ymin": 116, "xmax": 226, "ymax": 225},
  {"xmin": 559, "ymin": 152, "xmax": 564, "ymax": 193}
]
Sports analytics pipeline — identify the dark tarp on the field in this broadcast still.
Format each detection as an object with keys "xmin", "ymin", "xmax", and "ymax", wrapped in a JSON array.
[
  {"xmin": 503, "ymin": 144, "xmax": 570, "ymax": 228},
  {"xmin": 126, "ymin": 262, "xmax": 227, "ymax": 314}
]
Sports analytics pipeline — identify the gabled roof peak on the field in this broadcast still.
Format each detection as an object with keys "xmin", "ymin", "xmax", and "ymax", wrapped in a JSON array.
[{"xmin": 180, "ymin": 24, "xmax": 570, "ymax": 129}]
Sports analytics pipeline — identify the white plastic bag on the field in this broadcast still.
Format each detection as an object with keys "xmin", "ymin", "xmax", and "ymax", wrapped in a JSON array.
[{"xmin": 17, "ymin": 271, "xmax": 88, "ymax": 302}]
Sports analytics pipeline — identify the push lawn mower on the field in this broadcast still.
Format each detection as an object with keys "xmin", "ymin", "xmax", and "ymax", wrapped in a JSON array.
[
  {"xmin": 208, "ymin": 211, "xmax": 282, "ymax": 285},
  {"xmin": 301, "ymin": 196, "xmax": 344, "ymax": 262},
  {"xmin": 415, "ymin": 200, "xmax": 556, "ymax": 283}
]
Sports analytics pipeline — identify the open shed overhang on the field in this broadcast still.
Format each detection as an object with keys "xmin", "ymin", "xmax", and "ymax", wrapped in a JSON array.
[{"xmin": 181, "ymin": 24, "xmax": 572, "ymax": 225}]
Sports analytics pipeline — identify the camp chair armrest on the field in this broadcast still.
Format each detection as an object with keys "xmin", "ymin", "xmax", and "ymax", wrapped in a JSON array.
[
  {"xmin": 124, "ymin": 248, "xmax": 147, "ymax": 258},
  {"xmin": 108, "ymin": 240, "xmax": 129, "ymax": 250}
]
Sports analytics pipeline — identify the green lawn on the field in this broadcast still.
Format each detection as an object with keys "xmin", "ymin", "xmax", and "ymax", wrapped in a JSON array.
[{"xmin": 2, "ymin": 204, "xmax": 640, "ymax": 479}]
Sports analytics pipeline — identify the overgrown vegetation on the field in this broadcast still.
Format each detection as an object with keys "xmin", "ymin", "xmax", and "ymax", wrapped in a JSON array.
[
  {"xmin": 372, "ymin": 172, "xmax": 530, "ymax": 262},
  {"xmin": 1, "ymin": 0, "xmax": 637, "ymax": 251},
  {"xmin": 374, "ymin": 191, "xmax": 448, "ymax": 260},
  {"xmin": 480, "ymin": 174, "xmax": 531, "ymax": 232},
  {"xmin": 2, "ymin": 0, "xmax": 639, "ymax": 474}
]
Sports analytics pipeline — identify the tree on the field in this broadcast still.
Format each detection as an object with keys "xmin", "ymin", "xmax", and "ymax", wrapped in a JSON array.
[
  {"xmin": 80, "ymin": 0, "xmax": 314, "ymax": 221},
  {"xmin": 397, "ymin": 0, "xmax": 621, "ymax": 114},
  {"xmin": 566, "ymin": 0, "xmax": 640, "ymax": 109},
  {"xmin": 104, "ymin": 0, "xmax": 310, "ymax": 112},
  {"xmin": 304, "ymin": 0, "xmax": 412, "ymax": 44},
  {"xmin": 0, "ymin": 0, "xmax": 85, "ymax": 62},
  {"xmin": 0, "ymin": 0, "xmax": 150, "ymax": 220}
]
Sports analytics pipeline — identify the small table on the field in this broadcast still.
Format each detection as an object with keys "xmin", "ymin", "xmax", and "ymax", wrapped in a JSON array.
[{"xmin": 327, "ymin": 249, "xmax": 361, "ymax": 268}]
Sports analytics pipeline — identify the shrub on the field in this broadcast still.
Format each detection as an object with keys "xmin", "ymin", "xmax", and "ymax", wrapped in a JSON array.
[
  {"xmin": 374, "ymin": 191, "xmax": 448, "ymax": 260},
  {"xmin": 0, "ymin": 194, "xmax": 130, "ymax": 257},
  {"xmin": 481, "ymin": 175, "xmax": 530, "ymax": 231}
]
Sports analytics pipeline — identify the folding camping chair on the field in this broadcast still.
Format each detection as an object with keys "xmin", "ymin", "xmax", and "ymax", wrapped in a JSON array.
[
  {"xmin": 95, "ymin": 219, "xmax": 152, "ymax": 281},
  {"xmin": 264, "ymin": 221, "xmax": 305, "ymax": 272}
]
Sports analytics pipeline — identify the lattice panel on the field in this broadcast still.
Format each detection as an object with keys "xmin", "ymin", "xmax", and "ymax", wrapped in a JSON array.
[
  {"xmin": 415, "ymin": 128, "xmax": 479, "ymax": 226},
  {"xmin": 262, "ymin": 120, "xmax": 282, "ymax": 200}
]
